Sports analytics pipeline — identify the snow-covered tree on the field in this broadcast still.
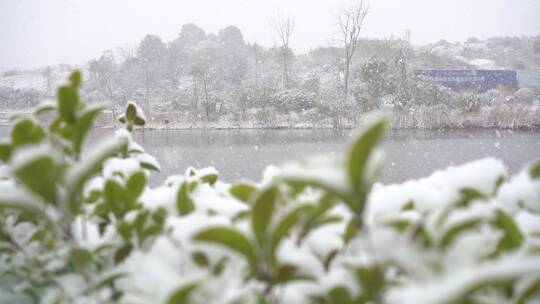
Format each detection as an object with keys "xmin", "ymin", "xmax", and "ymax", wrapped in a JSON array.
[
  {"xmin": 137, "ymin": 34, "xmax": 167, "ymax": 105},
  {"xmin": 88, "ymin": 50, "xmax": 117, "ymax": 102},
  {"xmin": 337, "ymin": 0, "xmax": 369, "ymax": 97}
]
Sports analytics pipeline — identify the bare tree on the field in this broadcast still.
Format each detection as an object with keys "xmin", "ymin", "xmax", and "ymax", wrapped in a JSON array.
[
  {"xmin": 117, "ymin": 44, "xmax": 137, "ymax": 63},
  {"xmin": 41, "ymin": 66, "xmax": 54, "ymax": 96},
  {"xmin": 338, "ymin": 0, "xmax": 369, "ymax": 97},
  {"xmin": 271, "ymin": 16, "xmax": 295, "ymax": 88},
  {"xmin": 89, "ymin": 50, "xmax": 117, "ymax": 101}
]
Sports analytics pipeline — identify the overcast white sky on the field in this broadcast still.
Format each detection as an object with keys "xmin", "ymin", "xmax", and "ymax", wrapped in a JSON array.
[{"xmin": 1, "ymin": 0, "xmax": 539, "ymax": 71}]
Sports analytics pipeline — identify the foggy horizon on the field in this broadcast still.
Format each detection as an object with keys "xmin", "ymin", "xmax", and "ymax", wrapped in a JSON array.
[{"xmin": 1, "ymin": 0, "xmax": 540, "ymax": 71}]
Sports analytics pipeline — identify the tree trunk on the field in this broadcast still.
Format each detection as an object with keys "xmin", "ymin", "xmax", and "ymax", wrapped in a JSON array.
[
  {"xmin": 145, "ymin": 74, "xmax": 151, "ymax": 107},
  {"xmin": 344, "ymin": 57, "xmax": 350, "ymax": 98},
  {"xmin": 192, "ymin": 82, "xmax": 199, "ymax": 115},
  {"xmin": 282, "ymin": 48, "xmax": 289, "ymax": 88},
  {"xmin": 203, "ymin": 78, "xmax": 210, "ymax": 122}
]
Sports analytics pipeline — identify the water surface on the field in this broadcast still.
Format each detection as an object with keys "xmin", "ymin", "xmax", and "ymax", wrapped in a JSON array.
[
  {"xmin": 1, "ymin": 127, "xmax": 538, "ymax": 185},
  {"xmin": 122, "ymin": 128, "xmax": 540, "ymax": 185}
]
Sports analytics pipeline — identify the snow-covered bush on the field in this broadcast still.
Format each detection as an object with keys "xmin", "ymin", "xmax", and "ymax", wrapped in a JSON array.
[
  {"xmin": 514, "ymin": 88, "xmax": 536, "ymax": 105},
  {"xmin": 478, "ymin": 89, "xmax": 505, "ymax": 106},
  {"xmin": 353, "ymin": 80, "xmax": 379, "ymax": 112},
  {"xmin": 271, "ymin": 89, "xmax": 317, "ymax": 113},
  {"xmin": 360, "ymin": 57, "xmax": 394, "ymax": 103},
  {"xmin": 408, "ymin": 76, "xmax": 454, "ymax": 108},
  {"xmin": 1, "ymin": 71, "xmax": 540, "ymax": 304},
  {"xmin": 457, "ymin": 91, "xmax": 482, "ymax": 113},
  {"xmin": 0, "ymin": 86, "xmax": 42, "ymax": 109}
]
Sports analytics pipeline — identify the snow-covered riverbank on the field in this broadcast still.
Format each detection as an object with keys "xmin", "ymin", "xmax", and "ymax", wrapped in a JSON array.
[{"xmin": 2, "ymin": 103, "xmax": 540, "ymax": 130}]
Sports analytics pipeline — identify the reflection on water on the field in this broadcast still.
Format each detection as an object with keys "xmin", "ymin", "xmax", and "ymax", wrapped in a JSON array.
[{"xmin": 1, "ymin": 127, "xmax": 539, "ymax": 185}]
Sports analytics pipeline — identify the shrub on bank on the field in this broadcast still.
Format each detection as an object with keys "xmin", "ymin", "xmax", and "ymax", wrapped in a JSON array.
[
  {"xmin": 457, "ymin": 91, "xmax": 482, "ymax": 113},
  {"xmin": 1, "ymin": 71, "xmax": 540, "ymax": 303}
]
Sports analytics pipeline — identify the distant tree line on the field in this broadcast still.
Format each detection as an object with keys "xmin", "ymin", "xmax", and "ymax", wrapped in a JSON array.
[
  {"xmin": 1, "ymin": 2, "xmax": 539, "ymax": 119},
  {"xmin": 79, "ymin": 21, "xmax": 539, "ymax": 122}
]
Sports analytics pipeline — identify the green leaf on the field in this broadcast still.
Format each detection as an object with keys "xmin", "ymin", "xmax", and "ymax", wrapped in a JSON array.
[
  {"xmin": 270, "ymin": 205, "xmax": 310, "ymax": 258},
  {"xmin": 212, "ymin": 256, "xmax": 228, "ymax": 275},
  {"xmin": 282, "ymin": 178, "xmax": 352, "ymax": 208},
  {"xmin": 324, "ymin": 249, "xmax": 339, "ymax": 272},
  {"xmin": 126, "ymin": 103, "xmax": 137, "ymax": 122},
  {"xmin": 229, "ymin": 182, "xmax": 257, "ymax": 203},
  {"xmin": 133, "ymin": 210, "xmax": 148, "ymax": 235},
  {"xmin": 200, "ymin": 173, "xmax": 218, "ymax": 185},
  {"xmin": 0, "ymin": 193, "xmax": 50, "ymax": 223},
  {"xmin": 232, "ymin": 210, "xmax": 249, "ymax": 222},
  {"xmin": 274, "ymin": 264, "xmax": 314, "ymax": 284},
  {"xmin": 299, "ymin": 194, "xmax": 335, "ymax": 239},
  {"xmin": 85, "ymin": 190, "xmax": 102, "ymax": 204},
  {"xmin": 186, "ymin": 167, "xmax": 197, "ymax": 176},
  {"xmin": 140, "ymin": 159, "xmax": 160, "ymax": 172},
  {"xmin": 30, "ymin": 228, "xmax": 52, "ymax": 243},
  {"xmin": 313, "ymin": 215, "xmax": 342, "ymax": 226},
  {"xmin": 85, "ymin": 273, "xmax": 127, "ymax": 294},
  {"xmin": 11, "ymin": 118, "xmax": 46, "ymax": 147},
  {"xmin": 344, "ymin": 217, "xmax": 359, "ymax": 244},
  {"xmin": 187, "ymin": 180, "xmax": 198, "ymax": 192},
  {"xmin": 14, "ymin": 153, "xmax": 58, "ymax": 203},
  {"xmin": 275, "ymin": 264, "xmax": 297, "ymax": 284},
  {"xmin": 530, "ymin": 160, "xmax": 540, "ymax": 179},
  {"xmin": 388, "ymin": 218, "xmax": 412, "ymax": 231},
  {"xmin": 141, "ymin": 224, "xmax": 163, "ymax": 241},
  {"xmin": 347, "ymin": 117, "xmax": 386, "ymax": 194},
  {"xmin": 355, "ymin": 265, "xmax": 385, "ymax": 302},
  {"xmin": 65, "ymin": 137, "xmax": 128, "ymax": 210},
  {"xmin": 166, "ymin": 282, "xmax": 198, "ymax": 304},
  {"xmin": 114, "ymin": 243, "xmax": 133, "ymax": 264},
  {"xmin": 440, "ymin": 218, "xmax": 482, "ymax": 249},
  {"xmin": 458, "ymin": 188, "xmax": 487, "ymax": 207},
  {"xmin": 104, "ymin": 179, "xmax": 127, "ymax": 217},
  {"xmin": 126, "ymin": 171, "xmax": 147, "ymax": 203},
  {"xmin": 401, "ymin": 200, "xmax": 415, "ymax": 211},
  {"xmin": 492, "ymin": 209, "xmax": 524, "ymax": 255},
  {"xmin": 328, "ymin": 286, "xmax": 354, "ymax": 304},
  {"xmin": 252, "ymin": 186, "xmax": 278, "ymax": 245},
  {"xmin": 134, "ymin": 116, "xmax": 146, "ymax": 126},
  {"xmin": 0, "ymin": 142, "xmax": 12, "ymax": 162},
  {"xmin": 194, "ymin": 227, "xmax": 257, "ymax": 273},
  {"xmin": 69, "ymin": 70, "xmax": 82, "ymax": 89},
  {"xmin": 57, "ymin": 85, "xmax": 79, "ymax": 123},
  {"xmin": 177, "ymin": 182, "xmax": 195, "ymax": 215},
  {"xmin": 117, "ymin": 221, "xmax": 132, "ymax": 241},
  {"xmin": 33, "ymin": 102, "xmax": 56, "ymax": 116},
  {"xmin": 493, "ymin": 175, "xmax": 505, "ymax": 196},
  {"xmin": 515, "ymin": 276, "xmax": 540, "ymax": 304},
  {"xmin": 70, "ymin": 248, "xmax": 92, "ymax": 271},
  {"xmin": 152, "ymin": 207, "xmax": 167, "ymax": 224},
  {"xmin": 72, "ymin": 103, "xmax": 106, "ymax": 154},
  {"xmin": 192, "ymin": 251, "xmax": 209, "ymax": 267},
  {"xmin": 412, "ymin": 224, "xmax": 433, "ymax": 247}
]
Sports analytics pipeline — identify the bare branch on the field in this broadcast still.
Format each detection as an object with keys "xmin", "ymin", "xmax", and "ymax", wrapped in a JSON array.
[
  {"xmin": 271, "ymin": 16, "xmax": 295, "ymax": 49},
  {"xmin": 337, "ymin": 0, "xmax": 369, "ymax": 96},
  {"xmin": 271, "ymin": 15, "xmax": 296, "ymax": 88}
]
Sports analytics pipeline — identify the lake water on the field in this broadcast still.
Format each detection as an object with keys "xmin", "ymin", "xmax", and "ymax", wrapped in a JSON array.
[
  {"xmin": 1, "ymin": 127, "xmax": 539, "ymax": 185},
  {"xmin": 113, "ymin": 128, "xmax": 539, "ymax": 185}
]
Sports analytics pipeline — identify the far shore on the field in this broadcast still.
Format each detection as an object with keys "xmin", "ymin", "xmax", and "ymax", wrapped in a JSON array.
[{"xmin": 1, "ymin": 103, "xmax": 539, "ymax": 131}]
